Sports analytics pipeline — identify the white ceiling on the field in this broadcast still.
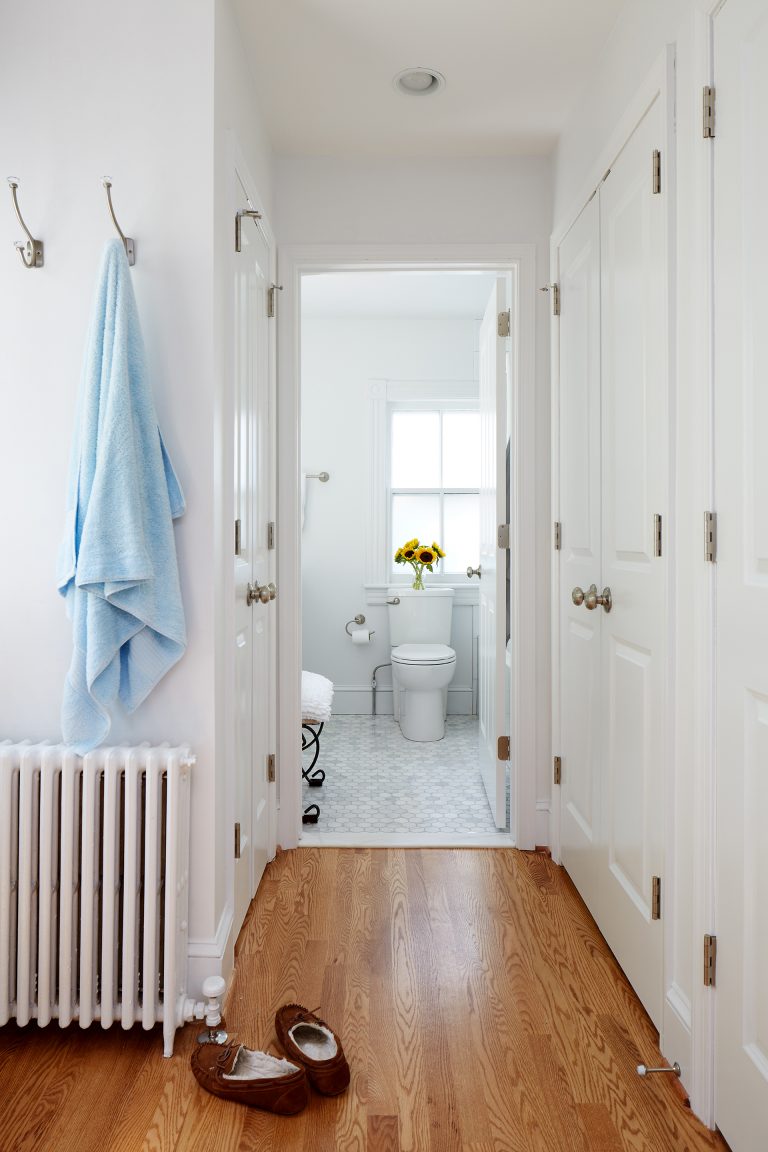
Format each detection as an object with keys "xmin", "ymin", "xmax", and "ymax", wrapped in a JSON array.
[
  {"xmin": 233, "ymin": 0, "xmax": 624, "ymax": 158},
  {"xmin": 301, "ymin": 271, "xmax": 499, "ymax": 318}
]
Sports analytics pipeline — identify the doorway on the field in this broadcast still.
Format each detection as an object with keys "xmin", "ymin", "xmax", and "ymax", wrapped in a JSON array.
[{"xmin": 276, "ymin": 248, "xmax": 540, "ymax": 851}]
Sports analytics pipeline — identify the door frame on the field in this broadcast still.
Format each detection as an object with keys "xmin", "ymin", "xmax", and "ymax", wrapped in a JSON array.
[
  {"xmin": 550, "ymin": 34, "xmax": 717, "ymax": 1127},
  {"xmin": 276, "ymin": 243, "xmax": 539, "ymax": 852}
]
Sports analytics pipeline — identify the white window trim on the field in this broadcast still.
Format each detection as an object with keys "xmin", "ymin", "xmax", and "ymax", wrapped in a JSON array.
[{"xmin": 365, "ymin": 379, "xmax": 480, "ymax": 606}]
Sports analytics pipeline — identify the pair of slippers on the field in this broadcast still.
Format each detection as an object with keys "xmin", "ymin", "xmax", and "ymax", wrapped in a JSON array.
[{"xmin": 192, "ymin": 1004, "xmax": 350, "ymax": 1115}]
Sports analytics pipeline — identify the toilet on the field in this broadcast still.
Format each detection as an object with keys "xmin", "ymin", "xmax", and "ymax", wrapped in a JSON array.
[{"xmin": 387, "ymin": 588, "xmax": 457, "ymax": 741}]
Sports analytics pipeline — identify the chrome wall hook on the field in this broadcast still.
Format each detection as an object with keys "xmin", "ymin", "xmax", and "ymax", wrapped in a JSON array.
[
  {"xmin": 102, "ymin": 178, "xmax": 135, "ymax": 265},
  {"xmin": 7, "ymin": 178, "xmax": 44, "ymax": 268}
]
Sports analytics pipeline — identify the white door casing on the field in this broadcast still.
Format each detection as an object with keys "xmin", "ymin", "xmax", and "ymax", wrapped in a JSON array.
[
  {"xmin": 713, "ymin": 1, "xmax": 768, "ymax": 1146},
  {"xmin": 557, "ymin": 95, "xmax": 668, "ymax": 1029},
  {"xmin": 478, "ymin": 277, "xmax": 509, "ymax": 830},
  {"xmin": 233, "ymin": 205, "xmax": 274, "ymax": 938}
]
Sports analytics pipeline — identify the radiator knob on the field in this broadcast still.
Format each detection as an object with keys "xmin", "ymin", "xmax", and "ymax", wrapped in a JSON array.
[{"xmin": 197, "ymin": 976, "xmax": 228, "ymax": 1045}]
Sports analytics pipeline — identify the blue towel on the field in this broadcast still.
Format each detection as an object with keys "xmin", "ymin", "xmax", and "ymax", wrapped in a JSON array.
[{"xmin": 57, "ymin": 239, "xmax": 186, "ymax": 753}]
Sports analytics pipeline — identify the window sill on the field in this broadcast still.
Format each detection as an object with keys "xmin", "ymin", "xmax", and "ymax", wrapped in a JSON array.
[{"xmin": 364, "ymin": 582, "xmax": 480, "ymax": 607}]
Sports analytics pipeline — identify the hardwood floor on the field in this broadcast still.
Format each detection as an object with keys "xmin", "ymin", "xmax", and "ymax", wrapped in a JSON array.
[{"xmin": 0, "ymin": 849, "xmax": 728, "ymax": 1151}]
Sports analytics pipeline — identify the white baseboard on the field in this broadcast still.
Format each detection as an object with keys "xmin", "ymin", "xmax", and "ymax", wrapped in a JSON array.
[
  {"xmin": 535, "ymin": 800, "xmax": 550, "ymax": 847},
  {"xmin": 187, "ymin": 901, "xmax": 234, "ymax": 999},
  {"xmin": 332, "ymin": 684, "xmax": 474, "ymax": 716}
]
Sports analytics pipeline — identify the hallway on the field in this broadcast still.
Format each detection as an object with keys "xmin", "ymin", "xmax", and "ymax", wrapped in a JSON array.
[{"xmin": 0, "ymin": 848, "xmax": 726, "ymax": 1151}]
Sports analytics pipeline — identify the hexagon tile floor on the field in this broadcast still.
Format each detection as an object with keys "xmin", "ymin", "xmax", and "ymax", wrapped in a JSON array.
[{"xmin": 300, "ymin": 714, "xmax": 507, "ymax": 834}]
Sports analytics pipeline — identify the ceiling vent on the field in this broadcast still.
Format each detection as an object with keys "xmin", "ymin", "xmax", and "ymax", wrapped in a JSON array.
[{"xmin": 393, "ymin": 68, "xmax": 446, "ymax": 96}]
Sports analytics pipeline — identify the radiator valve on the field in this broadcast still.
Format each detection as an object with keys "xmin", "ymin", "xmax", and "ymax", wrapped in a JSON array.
[{"xmin": 195, "ymin": 975, "xmax": 228, "ymax": 1044}]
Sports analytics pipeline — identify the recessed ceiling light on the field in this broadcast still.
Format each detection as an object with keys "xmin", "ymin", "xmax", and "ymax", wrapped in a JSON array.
[{"xmin": 393, "ymin": 68, "xmax": 446, "ymax": 96}]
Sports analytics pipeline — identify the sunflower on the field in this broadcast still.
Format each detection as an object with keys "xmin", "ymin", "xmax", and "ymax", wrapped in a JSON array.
[
  {"xmin": 431, "ymin": 542, "xmax": 446, "ymax": 559},
  {"xmin": 405, "ymin": 538, "xmax": 419, "ymax": 550},
  {"xmin": 402, "ymin": 547, "xmax": 417, "ymax": 560},
  {"xmin": 394, "ymin": 548, "xmax": 404, "ymax": 563},
  {"xmin": 417, "ymin": 548, "xmax": 436, "ymax": 565}
]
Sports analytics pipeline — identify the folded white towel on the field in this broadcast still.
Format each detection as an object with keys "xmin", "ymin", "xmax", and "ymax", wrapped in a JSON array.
[{"xmin": 302, "ymin": 670, "xmax": 334, "ymax": 723}]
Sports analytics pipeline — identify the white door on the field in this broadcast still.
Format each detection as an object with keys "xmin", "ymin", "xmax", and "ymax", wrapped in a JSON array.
[
  {"xmin": 558, "ymin": 193, "xmax": 603, "ymax": 913},
  {"xmin": 713, "ymin": 2, "xmax": 768, "ymax": 1146},
  {"xmin": 233, "ymin": 203, "xmax": 274, "ymax": 936},
  {"xmin": 557, "ymin": 96, "xmax": 667, "ymax": 1028},
  {"xmin": 478, "ymin": 278, "xmax": 509, "ymax": 829}
]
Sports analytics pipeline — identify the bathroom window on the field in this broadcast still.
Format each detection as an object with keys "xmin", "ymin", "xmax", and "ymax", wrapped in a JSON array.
[{"xmin": 389, "ymin": 406, "xmax": 480, "ymax": 577}]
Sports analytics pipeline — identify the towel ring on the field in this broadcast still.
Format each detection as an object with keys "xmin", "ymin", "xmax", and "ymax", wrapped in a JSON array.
[
  {"xmin": 102, "ymin": 178, "xmax": 135, "ymax": 265},
  {"xmin": 6, "ymin": 178, "xmax": 44, "ymax": 269}
]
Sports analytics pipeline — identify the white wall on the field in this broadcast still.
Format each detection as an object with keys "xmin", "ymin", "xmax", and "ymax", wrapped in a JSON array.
[
  {"xmin": 0, "ymin": 0, "xmax": 273, "ymax": 991},
  {"xmin": 301, "ymin": 314, "xmax": 479, "ymax": 715},
  {"xmin": 553, "ymin": 0, "xmax": 715, "ymax": 1119},
  {"xmin": 277, "ymin": 154, "xmax": 554, "ymax": 834}
]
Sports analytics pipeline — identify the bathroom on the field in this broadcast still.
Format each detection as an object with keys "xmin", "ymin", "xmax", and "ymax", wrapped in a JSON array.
[{"xmin": 300, "ymin": 269, "xmax": 513, "ymax": 843}]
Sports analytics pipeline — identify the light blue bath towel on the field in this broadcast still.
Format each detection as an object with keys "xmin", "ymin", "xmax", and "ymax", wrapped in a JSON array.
[{"xmin": 57, "ymin": 239, "xmax": 186, "ymax": 753}]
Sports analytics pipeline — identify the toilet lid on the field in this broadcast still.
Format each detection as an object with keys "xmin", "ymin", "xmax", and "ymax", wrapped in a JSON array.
[{"xmin": 391, "ymin": 643, "xmax": 456, "ymax": 665}]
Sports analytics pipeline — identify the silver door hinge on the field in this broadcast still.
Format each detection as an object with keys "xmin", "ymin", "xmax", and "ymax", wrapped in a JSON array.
[
  {"xmin": 703, "ymin": 86, "xmax": 715, "ymax": 139},
  {"xmin": 654, "ymin": 513, "xmax": 662, "ymax": 558},
  {"xmin": 553, "ymin": 756, "xmax": 562, "ymax": 786},
  {"xmin": 540, "ymin": 282, "xmax": 560, "ymax": 316},
  {"xmin": 554, "ymin": 521, "xmax": 562, "ymax": 551},
  {"xmin": 267, "ymin": 283, "xmax": 283, "ymax": 318},
  {"xmin": 497, "ymin": 310, "xmax": 511, "ymax": 337},
  {"xmin": 267, "ymin": 521, "xmax": 275, "ymax": 550},
  {"xmin": 651, "ymin": 876, "xmax": 662, "ymax": 920},
  {"xmin": 267, "ymin": 753, "xmax": 276, "ymax": 783},
  {"xmin": 652, "ymin": 150, "xmax": 662, "ymax": 195},
  {"xmin": 704, "ymin": 934, "xmax": 717, "ymax": 987},
  {"xmin": 497, "ymin": 736, "xmax": 511, "ymax": 761},
  {"xmin": 704, "ymin": 511, "xmax": 717, "ymax": 562},
  {"xmin": 235, "ymin": 208, "xmax": 262, "ymax": 253},
  {"xmin": 235, "ymin": 518, "xmax": 241, "ymax": 556},
  {"xmin": 498, "ymin": 524, "xmax": 511, "ymax": 549},
  {"xmin": 234, "ymin": 821, "xmax": 241, "ymax": 860}
]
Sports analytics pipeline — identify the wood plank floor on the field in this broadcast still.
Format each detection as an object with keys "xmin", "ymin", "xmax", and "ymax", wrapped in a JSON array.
[{"xmin": 0, "ymin": 849, "xmax": 729, "ymax": 1152}]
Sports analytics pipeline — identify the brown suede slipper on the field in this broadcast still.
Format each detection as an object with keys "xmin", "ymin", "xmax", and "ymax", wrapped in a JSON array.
[
  {"xmin": 191, "ymin": 1043, "xmax": 309, "ymax": 1114},
  {"xmin": 275, "ymin": 1004, "xmax": 351, "ymax": 1095}
]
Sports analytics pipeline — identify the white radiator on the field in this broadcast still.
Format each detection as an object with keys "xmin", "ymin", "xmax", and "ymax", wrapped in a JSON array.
[{"xmin": 0, "ymin": 741, "xmax": 194, "ymax": 1056}]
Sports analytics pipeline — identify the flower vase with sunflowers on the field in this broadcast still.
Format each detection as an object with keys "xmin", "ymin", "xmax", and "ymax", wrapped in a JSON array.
[{"xmin": 394, "ymin": 538, "xmax": 446, "ymax": 590}]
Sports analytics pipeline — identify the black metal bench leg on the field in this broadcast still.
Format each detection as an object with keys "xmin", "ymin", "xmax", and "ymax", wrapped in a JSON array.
[{"xmin": 302, "ymin": 721, "xmax": 325, "ymax": 823}]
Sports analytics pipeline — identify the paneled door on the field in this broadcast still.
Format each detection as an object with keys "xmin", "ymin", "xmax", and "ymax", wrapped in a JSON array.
[
  {"xmin": 713, "ymin": 1, "xmax": 768, "ymax": 1146},
  {"xmin": 557, "ymin": 93, "xmax": 668, "ymax": 1028},
  {"xmin": 478, "ymin": 277, "xmax": 509, "ymax": 828},
  {"xmin": 233, "ymin": 197, "xmax": 275, "ymax": 937}
]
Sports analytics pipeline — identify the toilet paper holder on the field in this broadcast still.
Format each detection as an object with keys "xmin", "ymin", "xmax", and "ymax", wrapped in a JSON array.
[{"xmin": 345, "ymin": 614, "xmax": 375, "ymax": 639}]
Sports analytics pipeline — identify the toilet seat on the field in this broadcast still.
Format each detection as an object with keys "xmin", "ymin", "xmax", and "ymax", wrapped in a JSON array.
[{"xmin": 391, "ymin": 643, "xmax": 456, "ymax": 666}]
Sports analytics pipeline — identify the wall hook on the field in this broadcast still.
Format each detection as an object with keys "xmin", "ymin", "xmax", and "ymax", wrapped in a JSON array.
[
  {"xmin": 7, "ymin": 178, "xmax": 44, "ymax": 268},
  {"xmin": 102, "ymin": 178, "xmax": 135, "ymax": 265}
]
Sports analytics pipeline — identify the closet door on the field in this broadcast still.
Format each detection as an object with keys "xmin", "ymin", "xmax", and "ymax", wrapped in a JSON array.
[
  {"xmin": 558, "ymin": 93, "xmax": 667, "ymax": 1031},
  {"xmin": 598, "ymin": 94, "xmax": 667, "ymax": 1028},
  {"xmin": 713, "ymin": 0, "xmax": 768, "ymax": 1145},
  {"xmin": 558, "ymin": 194, "xmax": 603, "ymax": 913}
]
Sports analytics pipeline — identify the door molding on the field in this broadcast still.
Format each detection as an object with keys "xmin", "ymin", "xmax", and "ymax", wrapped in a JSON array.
[{"xmin": 276, "ymin": 243, "xmax": 539, "ymax": 851}]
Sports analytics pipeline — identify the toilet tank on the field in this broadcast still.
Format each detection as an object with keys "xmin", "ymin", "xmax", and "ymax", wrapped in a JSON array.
[{"xmin": 387, "ymin": 588, "xmax": 454, "ymax": 646}]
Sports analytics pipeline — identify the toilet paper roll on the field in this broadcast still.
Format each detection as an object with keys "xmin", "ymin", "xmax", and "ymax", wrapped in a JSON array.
[{"xmin": 351, "ymin": 629, "xmax": 373, "ymax": 644}]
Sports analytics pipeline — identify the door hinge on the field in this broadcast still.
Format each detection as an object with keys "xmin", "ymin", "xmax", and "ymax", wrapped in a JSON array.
[
  {"xmin": 652, "ymin": 149, "xmax": 662, "ymax": 195},
  {"xmin": 553, "ymin": 755, "xmax": 562, "ymax": 786},
  {"xmin": 703, "ymin": 86, "xmax": 715, "ymax": 139},
  {"xmin": 704, "ymin": 511, "xmax": 717, "ymax": 562},
  {"xmin": 497, "ymin": 309, "xmax": 511, "ymax": 337},
  {"xmin": 539, "ymin": 283, "xmax": 560, "ymax": 315},
  {"xmin": 267, "ymin": 283, "xmax": 283, "ymax": 318},
  {"xmin": 235, "ymin": 518, "xmax": 241, "ymax": 557},
  {"xmin": 267, "ymin": 753, "xmax": 276, "ymax": 783},
  {"xmin": 235, "ymin": 208, "xmax": 262, "ymax": 253},
  {"xmin": 234, "ymin": 821, "xmax": 241, "ymax": 860},
  {"xmin": 654, "ymin": 513, "xmax": 662, "ymax": 558},
  {"xmin": 554, "ymin": 521, "xmax": 562, "ymax": 551},
  {"xmin": 498, "ymin": 524, "xmax": 511, "ymax": 549},
  {"xmin": 267, "ymin": 521, "xmax": 275, "ymax": 550},
  {"xmin": 704, "ymin": 934, "xmax": 717, "ymax": 987},
  {"xmin": 497, "ymin": 736, "xmax": 511, "ymax": 761},
  {"xmin": 651, "ymin": 876, "xmax": 662, "ymax": 920}
]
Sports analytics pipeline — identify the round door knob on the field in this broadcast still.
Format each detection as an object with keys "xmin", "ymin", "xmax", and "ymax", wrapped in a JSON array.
[
  {"xmin": 467, "ymin": 565, "xmax": 482, "ymax": 579},
  {"xmin": 584, "ymin": 584, "xmax": 599, "ymax": 610},
  {"xmin": 583, "ymin": 584, "xmax": 612, "ymax": 613},
  {"xmin": 572, "ymin": 586, "xmax": 586, "ymax": 606},
  {"xmin": 247, "ymin": 582, "xmax": 272, "ymax": 606},
  {"xmin": 267, "ymin": 582, "xmax": 277, "ymax": 601}
]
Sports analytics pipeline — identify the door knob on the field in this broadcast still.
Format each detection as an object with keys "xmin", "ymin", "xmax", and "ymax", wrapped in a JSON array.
[
  {"xmin": 247, "ymin": 581, "xmax": 276, "ymax": 606},
  {"xmin": 584, "ymin": 584, "xmax": 612, "ymax": 613},
  {"xmin": 467, "ymin": 565, "xmax": 482, "ymax": 579},
  {"xmin": 572, "ymin": 586, "xmax": 586, "ymax": 606}
]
